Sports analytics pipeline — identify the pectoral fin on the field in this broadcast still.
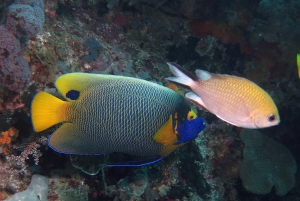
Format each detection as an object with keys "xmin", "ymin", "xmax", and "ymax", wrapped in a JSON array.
[
  {"xmin": 153, "ymin": 115, "xmax": 176, "ymax": 147},
  {"xmin": 185, "ymin": 92, "xmax": 208, "ymax": 110}
]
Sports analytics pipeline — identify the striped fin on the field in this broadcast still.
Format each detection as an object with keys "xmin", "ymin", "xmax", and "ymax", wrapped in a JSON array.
[{"xmin": 31, "ymin": 92, "xmax": 69, "ymax": 132}]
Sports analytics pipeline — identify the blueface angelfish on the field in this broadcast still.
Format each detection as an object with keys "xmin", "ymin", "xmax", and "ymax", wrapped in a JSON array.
[
  {"xmin": 31, "ymin": 73, "xmax": 205, "ymax": 166},
  {"xmin": 166, "ymin": 63, "xmax": 280, "ymax": 129}
]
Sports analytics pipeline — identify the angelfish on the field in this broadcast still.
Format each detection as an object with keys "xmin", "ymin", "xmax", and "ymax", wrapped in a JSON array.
[
  {"xmin": 165, "ymin": 63, "xmax": 280, "ymax": 129},
  {"xmin": 31, "ymin": 73, "xmax": 205, "ymax": 166}
]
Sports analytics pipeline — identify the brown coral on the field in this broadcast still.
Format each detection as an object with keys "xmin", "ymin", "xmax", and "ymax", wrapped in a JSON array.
[
  {"xmin": 239, "ymin": 129, "xmax": 297, "ymax": 196},
  {"xmin": 207, "ymin": 129, "xmax": 242, "ymax": 184}
]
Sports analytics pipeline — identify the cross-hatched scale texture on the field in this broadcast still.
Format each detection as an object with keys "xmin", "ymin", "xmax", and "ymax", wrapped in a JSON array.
[{"xmin": 51, "ymin": 76, "xmax": 188, "ymax": 157}]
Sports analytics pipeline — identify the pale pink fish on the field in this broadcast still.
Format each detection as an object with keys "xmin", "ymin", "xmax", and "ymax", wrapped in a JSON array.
[{"xmin": 165, "ymin": 62, "xmax": 280, "ymax": 129}]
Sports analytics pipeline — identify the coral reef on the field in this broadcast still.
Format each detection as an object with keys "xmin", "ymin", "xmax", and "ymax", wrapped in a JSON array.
[
  {"xmin": 3, "ymin": 0, "xmax": 45, "ymax": 89},
  {"xmin": 4, "ymin": 174, "xmax": 49, "ymax": 201},
  {"xmin": 0, "ymin": 127, "xmax": 19, "ymax": 155},
  {"xmin": 239, "ymin": 129, "xmax": 297, "ymax": 196},
  {"xmin": 6, "ymin": 0, "xmax": 45, "ymax": 38},
  {"xmin": 194, "ymin": 125, "xmax": 242, "ymax": 201},
  {"xmin": 0, "ymin": 158, "xmax": 31, "ymax": 197},
  {"xmin": 0, "ymin": 0, "xmax": 45, "ymax": 113},
  {"xmin": 0, "ymin": 25, "xmax": 30, "ymax": 93},
  {"xmin": 0, "ymin": 0, "xmax": 300, "ymax": 200},
  {"xmin": 81, "ymin": 38, "xmax": 103, "ymax": 62}
]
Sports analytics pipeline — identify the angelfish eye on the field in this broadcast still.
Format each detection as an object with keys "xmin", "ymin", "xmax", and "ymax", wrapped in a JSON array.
[{"xmin": 268, "ymin": 114, "xmax": 276, "ymax": 122}]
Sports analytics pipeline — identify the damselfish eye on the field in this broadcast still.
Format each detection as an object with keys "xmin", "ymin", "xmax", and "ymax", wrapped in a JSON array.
[{"xmin": 268, "ymin": 114, "xmax": 276, "ymax": 122}]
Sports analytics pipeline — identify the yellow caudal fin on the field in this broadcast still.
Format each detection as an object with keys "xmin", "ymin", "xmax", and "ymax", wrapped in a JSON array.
[{"xmin": 31, "ymin": 92, "xmax": 69, "ymax": 132}]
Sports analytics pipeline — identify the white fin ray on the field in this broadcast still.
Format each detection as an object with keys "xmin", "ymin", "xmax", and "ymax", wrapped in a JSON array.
[
  {"xmin": 165, "ymin": 63, "xmax": 194, "ymax": 87},
  {"xmin": 215, "ymin": 114, "xmax": 240, "ymax": 127},
  {"xmin": 195, "ymin": 70, "xmax": 211, "ymax": 81},
  {"xmin": 185, "ymin": 92, "xmax": 208, "ymax": 109}
]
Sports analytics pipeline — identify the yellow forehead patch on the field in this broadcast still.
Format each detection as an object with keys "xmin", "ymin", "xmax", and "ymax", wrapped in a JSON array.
[{"xmin": 188, "ymin": 109, "xmax": 197, "ymax": 120}]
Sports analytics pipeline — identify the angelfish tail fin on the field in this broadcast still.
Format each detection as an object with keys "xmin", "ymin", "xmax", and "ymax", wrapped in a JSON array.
[{"xmin": 31, "ymin": 92, "xmax": 69, "ymax": 132}]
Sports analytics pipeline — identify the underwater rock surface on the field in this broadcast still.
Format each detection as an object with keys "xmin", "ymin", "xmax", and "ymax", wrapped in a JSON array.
[{"xmin": 0, "ymin": 0, "xmax": 300, "ymax": 201}]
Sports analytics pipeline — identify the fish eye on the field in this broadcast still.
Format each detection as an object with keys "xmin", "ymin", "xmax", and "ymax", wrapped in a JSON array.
[
  {"xmin": 268, "ymin": 114, "xmax": 276, "ymax": 122},
  {"xmin": 66, "ymin": 90, "xmax": 80, "ymax": 100}
]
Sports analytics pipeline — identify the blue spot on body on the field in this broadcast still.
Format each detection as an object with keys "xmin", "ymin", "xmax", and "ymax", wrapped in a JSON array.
[
  {"xmin": 66, "ymin": 90, "xmax": 80, "ymax": 100},
  {"xmin": 174, "ymin": 117, "xmax": 206, "ymax": 145}
]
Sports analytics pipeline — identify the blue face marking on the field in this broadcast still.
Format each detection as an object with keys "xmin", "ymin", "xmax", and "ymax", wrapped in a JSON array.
[
  {"xmin": 174, "ymin": 117, "xmax": 206, "ymax": 145},
  {"xmin": 66, "ymin": 90, "xmax": 80, "ymax": 100}
]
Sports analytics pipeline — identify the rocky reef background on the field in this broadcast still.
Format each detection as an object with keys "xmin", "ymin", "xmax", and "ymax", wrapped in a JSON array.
[{"xmin": 0, "ymin": 0, "xmax": 300, "ymax": 200}]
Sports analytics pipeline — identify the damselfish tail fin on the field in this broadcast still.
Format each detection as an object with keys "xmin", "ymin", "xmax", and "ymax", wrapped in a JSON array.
[
  {"xmin": 165, "ymin": 62, "xmax": 197, "ymax": 89},
  {"xmin": 31, "ymin": 92, "xmax": 69, "ymax": 132}
]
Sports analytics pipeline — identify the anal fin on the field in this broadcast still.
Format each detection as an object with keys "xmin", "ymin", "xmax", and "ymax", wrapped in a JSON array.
[{"xmin": 185, "ymin": 92, "xmax": 208, "ymax": 110}]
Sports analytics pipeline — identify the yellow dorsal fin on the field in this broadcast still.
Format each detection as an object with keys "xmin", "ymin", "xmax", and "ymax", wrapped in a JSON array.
[
  {"xmin": 153, "ymin": 115, "xmax": 176, "ymax": 146},
  {"xmin": 31, "ymin": 92, "xmax": 69, "ymax": 132},
  {"xmin": 55, "ymin": 73, "xmax": 110, "ymax": 101}
]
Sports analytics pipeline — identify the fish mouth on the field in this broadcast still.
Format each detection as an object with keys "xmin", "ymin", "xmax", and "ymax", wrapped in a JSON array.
[
  {"xmin": 254, "ymin": 120, "xmax": 280, "ymax": 128},
  {"xmin": 274, "ymin": 120, "xmax": 280, "ymax": 126}
]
